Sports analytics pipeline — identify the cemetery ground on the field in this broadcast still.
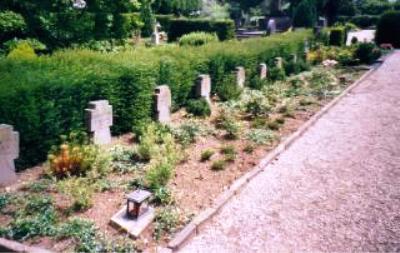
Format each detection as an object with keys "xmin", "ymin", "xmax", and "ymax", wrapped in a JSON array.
[{"xmin": 0, "ymin": 63, "xmax": 369, "ymax": 252}]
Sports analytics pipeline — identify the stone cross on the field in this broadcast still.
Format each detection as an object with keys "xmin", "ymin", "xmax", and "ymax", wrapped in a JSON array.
[
  {"xmin": 235, "ymin": 67, "xmax": 246, "ymax": 88},
  {"xmin": 85, "ymin": 100, "xmax": 113, "ymax": 145},
  {"xmin": 154, "ymin": 85, "xmax": 172, "ymax": 124},
  {"xmin": 275, "ymin": 57, "xmax": 283, "ymax": 69},
  {"xmin": 259, "ymin": 63, "xmax": 268, "ymax": 80},
  {"xmin": 0, "ymin": 124, "xmax": 19, "ymax": 186},
  {"xmin": 151, "ymin": 22, "xmax": 161, "ymax": 45},
  {"xmin": 196, "ymin": 74, "xmax": 211, "ymax": 103}
]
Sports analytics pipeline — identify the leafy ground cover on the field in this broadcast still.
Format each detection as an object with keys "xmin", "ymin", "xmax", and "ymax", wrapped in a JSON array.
[{"xmin": 0, "ymin": 63, "xmax": 366, "ymax": 252}]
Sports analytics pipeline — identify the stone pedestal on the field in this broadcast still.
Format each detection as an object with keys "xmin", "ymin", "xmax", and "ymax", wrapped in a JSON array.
[
  {"xmin": 154, "ymin": 85, "xmax": 172, "ymax": 124},
  {"xmin": 259, "ymin": 63, "xmax": 268, "ymax": 80},
  {"xmin": 110, "ymin": 206, "xmax": 155, "ymax": 238},
  {"xmin": 196, "ymin": 74, "xmax": 211, "ymax": 103},
  {"xmin": 235, "ymin": 67, "xmax": 246, "ymax": 88},
  {"xmin": 0, "ymin": 124, "xmax": 19, "ymax": 186},
  {"xmin": 85, "ymin": 100, "xmax": 113, "ymax": 145}
]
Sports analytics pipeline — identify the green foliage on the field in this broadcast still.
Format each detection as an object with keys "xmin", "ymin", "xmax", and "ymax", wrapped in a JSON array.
[
  {"xmin": 56, "ymin": 218, "xmax": 98, "ymax": 252},
  {"xmin": 246, "ymin": 129, "xmax": 276, "ymax": 145},
  {"xmin": 211, "ymin": 159, "xmax": 227, "ymax": 171},
  {"xmin": 186, "ymin": 98, "xmax": 211, "ymax": 117},
  {"xmin": 376, "ymin": 11, "xmax": 400, "ymax": 48},
  {"xmin": 220, "ymin": 145, "xmax": 236, "ymax": 162},
  {"xmin": 179, "ymin": 32, "xmax": 219, "ymax": 47},
  {"xmin": 154, "ymin": 207, "xmax": 180, "ymax": 240},
  {"xmin": 141, "ymin": 0, "xmax": 156, "ymax": 37},
  {"xmin": 146, "ymin": 161, "xmax": 174, "ymax": 190},
  {"xmin": 0, "ymin": 11, "xmax": 26, "ymax": 42},
  {"xmin": 329, "ymin": 27, "xmax": 346, "ymax": 46},
  {"xmin": 168, "ymin": 18, "xmax": 235, "ymax": 41},
  {"xmin": 293, "ymin": 0, "xmax": 317, "ymax": 28},
  {"xmin": 337, "ymin": 15, "xmax": 380, "ymax": 28},
  {"xmin": 57, "ymin": 177, "xmax": 95, "ymax": 211},
  {"xmin": 355, "ymin": 42, "xmax": 382, "ymax": 64},
  {"xmin": 7, "ymin": 42, "xmax": 37, "ymax": 59},
  {"xmin": 0, "ymin": 194, "xmax": 11, "ymax": 212},
  {"xmin": 151, "ymin": 187, "xmax": 173, "ymax": 205},
  {"xmin": 269, "ymin": 67, "xmax": 286, "ymax": 81},
  {"xmin": 3, "ymin": 38, "xmax": 47, "ymax": 54},
  {"xmin": 153, "ymin": 0, "xmax": 202, "ymax": 16},
  {"xmin": 215, "ymin": 107, "xmax": 241, "ymax": 139},
  {"xmin": 200, "ymin": 149, "xmax": 215, "ymax": 162},
  {"xmin": 110, "ymin": 145, "xmax": 140, "ymax": 174},
  {"xmin": 0, "ymin": 30, "xmax": 310, "ymax": 170},
  {"xmin": 172, "ymin": 121, "xmax": 204, "ymax": 146},
  {"xmin": 243, "ymin": 144, "xmax": 255, "ymax": 154},
  {"xmin": 217, "ymin": 74, "xmax": 242, "ymax": 101}
]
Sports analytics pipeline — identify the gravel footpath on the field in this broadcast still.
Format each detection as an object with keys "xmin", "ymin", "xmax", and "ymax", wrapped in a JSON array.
[{"xmin": 180, "ymin": 51, "xmax": 400, "ymax": 253}]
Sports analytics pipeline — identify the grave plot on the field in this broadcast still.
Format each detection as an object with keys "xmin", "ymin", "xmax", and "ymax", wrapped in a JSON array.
[{"xmin": 0, "ymin": 65, "xmax": 367, "ymax": 252}]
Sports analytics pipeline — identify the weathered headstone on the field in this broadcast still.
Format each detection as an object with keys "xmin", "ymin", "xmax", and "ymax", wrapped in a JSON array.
[
  {"xmin": 235, "ymin": 67, "xmax": 246, "ymax": 88},
  {"xmin": 85, "ymin": 100, "xmax": 113, "ymax": 145},
  {"xmin": 275, "ymin": 57, "xmax": 283, "ymax": 69},
  {"xmin": 0, "ymin": 124, "xmax": 19, "ymax": 186},
  {"xmin": 259, "ymin": 63, "xmax": 268, "ymax": 80},
  {"xmin": 154, "ymin": 85, "xmax": 172, "ymax": 124},
  {"xmin": 196, "ymin": 74, "xmax": 211, "ymax": 102},
  {"xmin": 151, "ymin": 22, "xmax": 161, "ymax": 45},
  {"xmin": 267, "ymin": 18, "xmax": 277, "ymax": 35}
]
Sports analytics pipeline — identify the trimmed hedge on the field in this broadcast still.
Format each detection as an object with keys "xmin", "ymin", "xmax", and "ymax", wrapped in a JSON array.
[
  {"xmin": 376, "ymin": 11, "xmax": 400, "ymax": 48},
  {"xmin": 0, "ymin": 30, "xmax": 311, "ymax": 169},
  {"xmin": 337, "ymin": 15, "xmax": 380, "ymax": 28},
  {"xmin": 168, "ymin": 18, "xmax": 235, "ymax": 41},
  {"xmin": 329, "ymin": 27, "xmax": 346, "ymax": 46}
]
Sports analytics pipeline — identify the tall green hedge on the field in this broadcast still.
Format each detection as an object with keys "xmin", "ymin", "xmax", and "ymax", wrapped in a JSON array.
[
  {"xmin": 0, "ymin": 30, "xmax": 311, "ymax": 169},
  {"xmin": 376, "ymin": 11, "xmax": 400, "ymax": 48},
  {"xmin": 168, "ymin": 18, "xmax": 235, "ymax": 41}
]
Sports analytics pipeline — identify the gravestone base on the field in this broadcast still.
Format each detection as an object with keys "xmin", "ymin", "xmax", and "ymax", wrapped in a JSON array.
[{"xmin": 110, "ymin": 206, "xmax": 155, "ymax": 238}]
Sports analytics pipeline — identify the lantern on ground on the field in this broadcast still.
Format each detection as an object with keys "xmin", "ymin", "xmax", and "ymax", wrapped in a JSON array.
[{"xmin": 126, "ymin": 189, "xmax": 152, "ymax": 219}]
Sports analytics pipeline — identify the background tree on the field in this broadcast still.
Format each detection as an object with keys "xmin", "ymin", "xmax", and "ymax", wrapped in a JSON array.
[
  {"xmin": 293, "ymin": 0, "xmax": 317, "ymax": 27},
  {"xmin": 140, "ymin": 0, "xmax": 155, "ymax": 37}
]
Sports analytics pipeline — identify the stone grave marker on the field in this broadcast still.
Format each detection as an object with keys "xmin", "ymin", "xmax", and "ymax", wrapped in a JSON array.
[
  {"xmin": 235, "ymin": 67, "xmax": 246, "ymax": 88},
  {"xmin": 275, "ymin": 57, "xmax": 283, "ymax": 69},
  {"xmin": 291, "ymin": 54, "xmax": 298, "ymax": 64},
  {"xmin": 154, "ymin": 85, "xmax": 172, "ymax": 124},
  {"xmin": 0, "ymin": 124, "xmax": 19, "ymax": 186},
  {"xmin": 259, "ymin": 63, "xmax": 268, "ymax": 80},
  {"xmin": 196, "ymin": 74, "xmax": 211, "ymax": 102},
  {"xmin": 85, "ymin": 100, "xmax": 113, "ymax": 145}
]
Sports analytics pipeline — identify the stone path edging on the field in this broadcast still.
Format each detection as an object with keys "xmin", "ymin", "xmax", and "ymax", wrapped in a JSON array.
[
  {"xmin": 165, "ymin": 56, "xmax": 390, "ymax": 252},
  {"xmin": 0, "ymin": 238, "xmax": 52, "ymax": 253}
]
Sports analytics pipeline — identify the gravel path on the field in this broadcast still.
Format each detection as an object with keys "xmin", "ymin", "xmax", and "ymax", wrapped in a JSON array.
[{"xmin": 180, "ymin": 51, "xmax": 400, "ymax": 253}]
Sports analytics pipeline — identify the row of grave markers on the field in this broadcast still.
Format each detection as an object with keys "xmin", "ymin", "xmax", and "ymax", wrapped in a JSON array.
[{"xmin": 0, "ymin": 59, "xmax": 290, "ymax": 186}]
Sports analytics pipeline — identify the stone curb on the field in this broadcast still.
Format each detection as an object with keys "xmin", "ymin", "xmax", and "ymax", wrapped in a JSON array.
[
  {"xmin": 0, "ymin": 238, "xmax": 53, "ymax": 253},
  {"xmin": 167, "ymin": 56, "xmax": 388, "ymax": 252}
]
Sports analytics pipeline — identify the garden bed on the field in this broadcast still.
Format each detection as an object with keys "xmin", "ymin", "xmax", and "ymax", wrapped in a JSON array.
[{"xmin": 0, "ymin": 65, "xmax": 367, "ymax": 252}]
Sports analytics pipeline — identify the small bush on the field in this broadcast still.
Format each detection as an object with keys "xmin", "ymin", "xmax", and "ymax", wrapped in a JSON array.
[
  {"xmin": 186, "ymin": 98, "xmax": 211, "ymax": 117},
  {"xmin": 172, "ymin": 121, "xmax": 204, "ymax": 146},
  {"xmin": 355, "ymin": 43, "xmax": 382, "ymax": 64},
  {"xmin": 215, "ymin": 108, "xmax": 241, "ymax": 140},
  {"xmin": 243, "ymin": 144, "xmax": 255, "ymax": 154},
  {"xmin": 217, "ymin": 74, "xmax": 242, "ymax": 101},
  {"xmin": 7, "ymin": 42, "xmax": 37, "ymax": 59},
  {"xmin": 154, "ymin": 207, "xmax": 180, "ymax": 240},
  {"xmin": 151, "ymin": 187, "xmax": 173, "ymax": 206},
  {"xmin": 211, "ymin": 160, "xmax": 227, "ymax": 171},
  {"xmin": 201, "ymin": 149, "xmax": 215, "ymax": 162},
  {"xmin": 3, "ymin": 38, "xmax": 47, "ymax": 54},
  {"xmin": 179, "ymin": 32, "xmax": 218, "ymax": 47},
  {"xmin": 329, "ymin": 27, "xmax": 346, "ymax": 46},
  {"xmin": 146, "ymin": 161, "xmax": 174, "ymax": 190},
  {"xmin": 251, "ymin": 117, "xmax": 267, "ymax": 128},
  {"xmin": 0, "ymin": 11, "xmax": 26, "ymax": 42},
  {"xmin": 56, "ymin": 218, "xmax": 98, "ymax": 252},
  {"xmin": 293, "ymin": 0, "xmax": 317, "ymax": 28},
  {"xmin": 168, "ymin": 18, "xmax": 235, "ymax": 41},
  {"xmin": 376, "ymin": 11, "xmax": 400, "ymax": 48},
  {"xmin": 267, "ymin": 121, "xmax": 281, "ymax": 131},
  {"xmin": 47, "ymin": 132, "xmax": 108, "ymax": 178},
  {"xmin": 57, "ymin": 177, "xmax": 95, "ymax": 211},
  {"xmin": 249, "ymin": 76, "xmax": 269, "ymax": 90},
  {"xmin": 269, "ymin": 67, "xmax": 286, "ymax": 81}
]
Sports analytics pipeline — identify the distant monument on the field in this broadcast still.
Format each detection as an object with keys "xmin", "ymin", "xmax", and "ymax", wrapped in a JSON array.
[{"xmin": 85, "ymin": 100, "xmax": 113, "ymax": 145}]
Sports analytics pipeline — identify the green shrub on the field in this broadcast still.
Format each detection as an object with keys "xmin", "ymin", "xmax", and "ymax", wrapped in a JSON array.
[
  {"xmin": 246, "ymin": 129, "xmax": 276, "ymax": 145},
  {"xmin": 146, "ymin": 161, "xmax": 173, "ymax": 190},
  {"xmin": 151, "ymin": 187, "xmax": 173, "ymax": 205},
  {"xmin": 269, "ymin": 67, "xmax": 286, "ymax": 81},
  {"xmin": 57, "ymin": 177, "xmax": 95, "ymax": 211},
  {"xmin": 217, "ymin": 74, "xmax": 242, "ymax": 101},
  {"xmin": 355, "ymin": 43, "xmax": 382, "ymax": 64},
  {"xmin": 293, "ymin": 0, "xmax": 317, "ymax": 28},
  {"xmin": 56, "ymin": 218, "xmax": 98, "ymax": 252},
  {"xmin": 7, "ymin": 42, "xmax": 37, "ymax": 59},
  {"xmin": 141, "ymin": 0, "xmax": 156, "ymax": 37},
  {"xmin": 376, "ymin": 11, "xmax": 400, "ymax": 48},
  {"xmin": 172, "ymin": 121, "xmax": 204, "ymax": 146},
  {"xmin": 0, "ymin": 11, "xmax": 26, "ymax": 42},
  {"xmin": 168, "ymin": 18, "xmax": 235, "ymax": 41},
  {"xmin": 211, "ymin": 159, "xmax": 227, "ymax": 171},
  {"xmin": 201, "ymin": 149, "xmax": 215, "ymax": 162},
  {"xmin": 186, "ymin": 98, "xmax": 211, "ymax": 117},
  {"xmin": 154, "ymin": 207, "xmax": 179, "ymax": 240},
  {"xmin": 329, "ymin": 27, "xmax": 346, "ymax": 46},
  {"xmin": 179, "ymin": 32, "xmax": 218, "ymax": 47},
  {"xmin": 3, "ymin": 38, "xmax": 47, "ymax": 54}
]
